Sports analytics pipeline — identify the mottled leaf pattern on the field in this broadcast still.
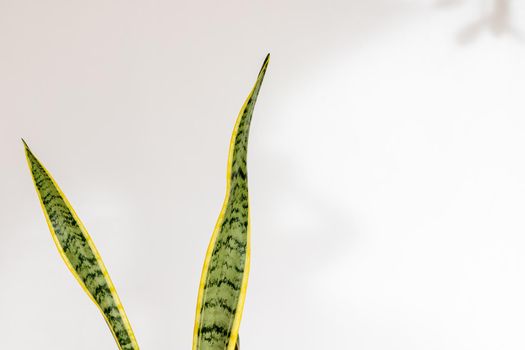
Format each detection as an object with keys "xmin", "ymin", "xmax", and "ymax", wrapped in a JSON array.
[
  {"xmin": 24, "ymin": 141, "xmax": 140, "ymax": 350},
  {"xmin": 193, "ymin": 54, "xmax": 269, "ymax": 350}
]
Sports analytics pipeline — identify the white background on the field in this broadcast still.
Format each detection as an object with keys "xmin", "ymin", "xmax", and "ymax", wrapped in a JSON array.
[{"xmin": 2, "ymin": 0, "xmax": 525, "ymax": 349}]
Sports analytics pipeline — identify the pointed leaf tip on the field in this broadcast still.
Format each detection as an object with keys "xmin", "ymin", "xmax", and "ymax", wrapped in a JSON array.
[
  {"xmin": 261, "ymin": 53, "xmax": 270, "ymax": 70},
  {"xmin": 21, "ymin": 139, "xmax": 32, "ymax": 155},
  {"xmin": 256, "ymin": 54, "xmax": 270, "ymax": 82}
]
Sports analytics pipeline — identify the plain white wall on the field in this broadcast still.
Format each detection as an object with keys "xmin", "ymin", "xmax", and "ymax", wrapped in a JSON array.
[{"xmin": 2, "ymin": 0, "xmax": 525, "ymax": 349}]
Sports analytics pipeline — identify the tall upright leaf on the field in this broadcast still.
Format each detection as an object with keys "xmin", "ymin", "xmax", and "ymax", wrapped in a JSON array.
[
  {"xmin": 193, "ymin": 54, "xmax": 270, "ymax": 350},
  {"xmin": 24, "ymin": 141, "xmax": 140, "ymax": 350}
]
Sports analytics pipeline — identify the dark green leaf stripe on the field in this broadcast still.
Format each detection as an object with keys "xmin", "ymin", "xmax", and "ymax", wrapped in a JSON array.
[
  {"xmin": 23, "ymin": 141, "xmax": 140, "ymax": 350},
  {"xmin": 193, "ymin": 54, "xmax": 269, "ymax": 350}
]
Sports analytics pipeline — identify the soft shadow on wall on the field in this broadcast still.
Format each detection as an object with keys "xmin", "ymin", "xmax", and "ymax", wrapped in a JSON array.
[{"xmin": 436, "ymin": 0, "xmax": 523, "ymax": 44}]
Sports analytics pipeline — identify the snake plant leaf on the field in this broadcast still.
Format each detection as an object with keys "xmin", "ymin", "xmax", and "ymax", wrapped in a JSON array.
[
  {"xmin": 23, "ymin": 140, "xmax": 140, "ymax": 350},
  {"xmin": 193, "ymin": 54, "xmax": 270, "ymax": 350}
]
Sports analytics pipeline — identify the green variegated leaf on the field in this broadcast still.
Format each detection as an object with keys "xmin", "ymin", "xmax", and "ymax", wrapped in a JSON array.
[
  {"xmin": 24, "ymin": 140, "xmax": 140, "ymax": 350},
  {"xmin": 193, "ymin": 54, "xmax": 269, "ymax": 350}
]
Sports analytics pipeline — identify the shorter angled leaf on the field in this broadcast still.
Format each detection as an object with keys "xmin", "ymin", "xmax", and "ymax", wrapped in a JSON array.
[{"xmin": 24, "ymin": 140, "xmax": 140, "ymax": 350}]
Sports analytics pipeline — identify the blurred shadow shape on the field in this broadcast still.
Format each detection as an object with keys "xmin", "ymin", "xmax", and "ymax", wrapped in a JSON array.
[{"xmin": 456, "ymin": 0, "xmax": 523, "ymax": 45}]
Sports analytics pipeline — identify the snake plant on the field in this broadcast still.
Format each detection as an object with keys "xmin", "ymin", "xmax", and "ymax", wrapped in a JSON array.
[{"xmin": 24, "ymin": 54, "xmax": 269, "ymax": 350}]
